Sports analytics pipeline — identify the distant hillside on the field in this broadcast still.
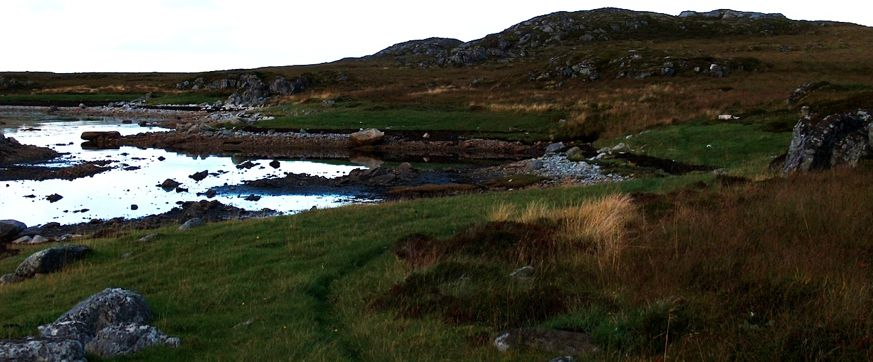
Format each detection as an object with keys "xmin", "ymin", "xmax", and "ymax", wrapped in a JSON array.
[{"xmin": 367, "ymin": 8, "xmax": 830, "ymax": 68}]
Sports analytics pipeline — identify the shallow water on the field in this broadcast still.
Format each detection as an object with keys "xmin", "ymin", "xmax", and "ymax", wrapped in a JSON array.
[{"xmin": 1, "ymin": 116, "xmax": 370, "ymax": 226}]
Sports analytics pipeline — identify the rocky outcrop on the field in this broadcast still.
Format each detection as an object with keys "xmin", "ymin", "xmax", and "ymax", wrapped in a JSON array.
[
  {"xmin": 678, "ymin": 9, "xmax": 786, "ymax": 20},
  {"xmin": 0, "ymin": 288, "xmax": 180, "ymax": 360},
  {"xmin": 0, "ymin": 245, "xmax": 92, "ymax": 284},
  {"xmin": 226, "ymin": 74, "xmax": 270, "ymax": 107},
  {"xmin": 368, "ymin": 8, "xmax": 812, "ymax": 68},
  {"xmin": 783, "ymin": 109, "xmax": 872, "ymax": 173},
  {"xmin": 0, "ymin": 133, "xmax": 59, "ymax": 166},
  {"xmin": 176, "ymin": 73, "xmax": 311, "ymax": 107},
  {"xmin": 369, "ymin": 37, "xmax": 463, "ymax": 67}
]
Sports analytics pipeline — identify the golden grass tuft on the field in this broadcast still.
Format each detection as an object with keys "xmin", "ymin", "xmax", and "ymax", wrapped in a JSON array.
[
  {"xmin": 487, "ymin": 202, "xmax": 517, "ymax": 222},
  {"xmin": 488, "ymin": 194, "xmax": 637, "ymax": 269},
  {"xmin": 556, "ymin": 194, "xmax": 636, "ymax": 269}
]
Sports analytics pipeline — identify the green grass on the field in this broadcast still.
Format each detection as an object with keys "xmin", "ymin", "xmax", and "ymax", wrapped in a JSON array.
[
  {"xmin": 257, "ymin": 101, "xmax": 562, "ymax": 142},
  {"xmin": 595, "ymin": 121, "xmax": 792, "ymax": 174},
  {"xmin": 0, "ymin": 93, "xmax": 142, "ymax": 106},
  {"xmin": 0, "ymin": 175, "xmax": 706, "ymax": 361},
  {"xmin": 146, "ymin": 93, "xmax": 226, "ymax": 106}
]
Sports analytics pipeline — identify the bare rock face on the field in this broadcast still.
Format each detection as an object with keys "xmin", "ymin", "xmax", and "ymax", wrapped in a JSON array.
[{"xmin": 783, "ymin": 109, "xmax": 872, "ymax": 173}]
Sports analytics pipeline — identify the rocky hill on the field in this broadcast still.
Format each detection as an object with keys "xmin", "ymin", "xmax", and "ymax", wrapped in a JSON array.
[{"xmin": 368, "ymin": 8, "xmax": 825, "ymax": 68}]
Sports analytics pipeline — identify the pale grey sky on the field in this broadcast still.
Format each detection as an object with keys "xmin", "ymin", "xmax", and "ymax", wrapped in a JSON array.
[{"xmin": 1, "ymin": 0, "xmax": 870, "ymax": 73}]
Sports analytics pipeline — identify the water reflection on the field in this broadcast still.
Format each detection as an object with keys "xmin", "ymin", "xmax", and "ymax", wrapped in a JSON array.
[{"xmin": 1, "ymin": 117, "xmax": 369, "ymax": 225}]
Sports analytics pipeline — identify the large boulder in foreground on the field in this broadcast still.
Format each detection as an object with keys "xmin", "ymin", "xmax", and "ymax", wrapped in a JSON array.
[
  {"xmin": 350, "ymin": 128, "xmax": 385, "ymax": 146},
  {"xmin": 0, "ymin": 219, "xmax": 27, "ymax": 243},
  {"xmin": 784, "ymin": 109, "xmax": 872, "ymax": 173},
  {"xmin": 0, "ymin": 288, "xmax": 180, "ymax": 360}
]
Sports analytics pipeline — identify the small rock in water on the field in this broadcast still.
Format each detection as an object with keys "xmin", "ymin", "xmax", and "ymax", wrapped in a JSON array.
[
  {"xmin": 197, "ymin": 189, "xmax": 217, "ymax": 198},
  {"xmin": 157, "ymin": 156, "xmax": 166, "ymax": 161},
  {"xmin": 269, "ymin": 160, "xmax": 281, "ymax": 169},
  {"xmin": 244, "ymin": 194, "xmax": 261, "ymax": 202},
  {"xmin": 236, "ymin": 161, "xmax": 258, "ymax": 170},
  {"xmin": 159, "ymin": 179, "xmax": 181, "ymax": 191},
  {"xmin": 24, "ymin": 194, "xmax": 36, "ymax": 198},
  {"xmin": 175, "ymin": 187, "xmax": 188, "ymax": 193},
  {"xmin": 130, "ymin": 204, "xmax": 139, "ymax": 210},
  {"xmin": 189, "ymin": 170, "xmax": 209, "ymax": 182},
  {"xmin": 45, "ymin": 193, "xmax": 63, "ymax": 203}
]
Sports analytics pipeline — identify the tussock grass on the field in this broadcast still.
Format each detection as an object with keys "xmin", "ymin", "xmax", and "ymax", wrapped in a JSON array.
[{"xmin": 489, "ymin": 194, "xmax": 637, "ymax": 268}]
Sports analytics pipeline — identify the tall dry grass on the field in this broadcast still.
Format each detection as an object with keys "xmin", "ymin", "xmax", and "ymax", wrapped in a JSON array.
[{"xmin": 489, "ymin": 194, "xmax": 637, "ymax": 269}]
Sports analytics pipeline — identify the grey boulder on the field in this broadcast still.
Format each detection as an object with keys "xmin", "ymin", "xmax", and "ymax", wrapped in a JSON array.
[
  {"xmin": 14, "ymin": 245, "xmax": 92, "ymax": 279},
  {"xmin": 178, "ymin": 218, "xmax": 204, "ymax": 231},
  {"xmin": 0, "ymin": 219, "xmax": 26, "ymax": 242}
]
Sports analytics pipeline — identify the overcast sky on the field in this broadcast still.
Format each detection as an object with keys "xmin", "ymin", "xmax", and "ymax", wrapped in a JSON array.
[{"xmin": 1, "ymin": 0, "xmax": 870, "ymax": 73}]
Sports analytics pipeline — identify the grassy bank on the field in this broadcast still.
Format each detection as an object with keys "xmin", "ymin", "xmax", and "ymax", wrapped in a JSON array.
[
  {"xmin": 257, "ymin": 101, "xmax": 562, "ymax": 142},
  {"xmin": 1, "ymin": 165, "xmax": 871, "ymax": 360}
]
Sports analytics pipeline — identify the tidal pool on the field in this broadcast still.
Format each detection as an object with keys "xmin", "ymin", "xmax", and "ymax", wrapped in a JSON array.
[{"xmin": 1, "ymin": 116, "xmax": 370, "ymax": 225}]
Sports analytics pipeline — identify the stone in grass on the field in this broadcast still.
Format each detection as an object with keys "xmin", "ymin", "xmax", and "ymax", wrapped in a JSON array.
[
  {"xmin": 14, "ymin": 244, "xmax": 92, "ymax": 279},
  {"xmin": 178, "ymin": 218, "xmax": 204, "ymax": 231},
  {"xmin": 494, "ymin": 328, "xmax": 599, "ymax": 355}
]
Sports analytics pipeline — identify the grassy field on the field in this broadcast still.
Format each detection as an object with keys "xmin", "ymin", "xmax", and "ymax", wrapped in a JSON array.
[
  {"xmin": 1, "ymin": 165, "xmax": 871, "ymax": 360},
  {"xmin": 0, "ymin": 93, "xmax": 142, "ymax": 106},
  {"xmin": 257, "ymin": 101, "xmax": 562, "ymax": 141},
  {"xmin": 1, "ymin": 15, "xmax": 872, "ymax": 361},
  {"xmin": 595, "ymin": 120, "xmax": 793, "ymax": 175}
]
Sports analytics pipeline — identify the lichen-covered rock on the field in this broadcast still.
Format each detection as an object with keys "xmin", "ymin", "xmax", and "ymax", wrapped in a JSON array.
[
  {"xmin": 13, "ymin": 245, "xmax": 92, "ymax": 279},
  {"xmin": 85, "ymin": 323, "xmax": 181, "ymax": 358},
  {"xmin": 0, "ymin": 288, "xmax": 180, "ymax": 359},
  {"xmin": 0, "ymin": 338, "xmax": 85, "ymax": 362},
  {"xmin": 783, "ymin": 110, "xmax": 872, "ymax": 173},
  {"xmin": 45, "ymin": 288, "xmax": 153, "ymax": 338}
]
